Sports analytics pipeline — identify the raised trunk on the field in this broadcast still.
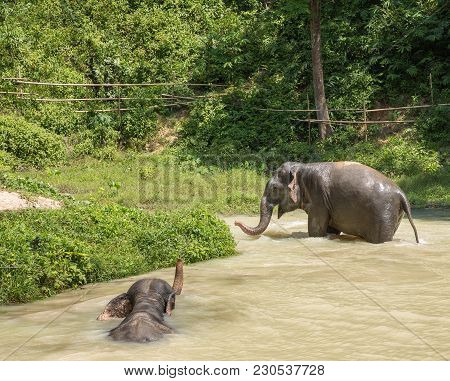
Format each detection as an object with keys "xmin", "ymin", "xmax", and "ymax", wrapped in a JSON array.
[
  {"xmin": 310, "ymin": 0, "xmax": 331, "ymax": 139},
  {"xmin": 234, "ymin": 197, "xmax": 274, "ymax": 236},
  {"xmin": 172, "ymin": 259, "xmax": 183, "ymax": 295}
]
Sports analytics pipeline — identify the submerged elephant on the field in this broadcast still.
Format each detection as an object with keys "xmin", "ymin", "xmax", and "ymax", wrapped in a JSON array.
[
  {"xmin": 235, "ymin": 161, "xmax": 419, "ymax": 244},
  {"xmin": 97, "ymin": 259, "xmax": 183, "ymax": 343}
]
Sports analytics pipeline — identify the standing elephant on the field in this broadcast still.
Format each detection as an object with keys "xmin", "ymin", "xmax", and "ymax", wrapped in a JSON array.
[{"xmin": 235, "ymin": 161, "xmax": 419, "ymax": 244}]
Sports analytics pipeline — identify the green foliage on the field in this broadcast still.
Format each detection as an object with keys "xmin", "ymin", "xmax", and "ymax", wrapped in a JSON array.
[
  {"xmin": 138, "ymin": 208, "xmax": 236, "ymax": 268},
  {"xmin": 0, "ymin": 114, "xmax": 66, "ymax": 168},
  {"xmin": 0, "ymin": 204, "xmax": 236, "ymax": 304},
  {"xmin": 178, "ymin": 86, "xmax": 303, "ymax": 164},
  {"xmin": 180, "ymin": 92, "xmax": 442, "ymax": 177},
  {"xmin": 0, "ymin": 172, "xmax": 60, "ymax": 198},
  {"xmin": 414, "ymin": 107, "xmax": 450, "ymax": 151},
  {"xmin": 0, "ymin": 0, "xmax": 447, "ymax": 166},
  {"xmin": 66, "ymin": 103, "xmax": 158, "ymax": 158},
  {"xmin": 23, "ymin": 103, "xmax": 83, "ymax": 135},
  {"xmin": 0, "ymin": 0, "xmax": 236, "ymax": 84},
  {"xmin": 365, "ymin": 0, "xmax": 449, "ymax": 100},
  {"xmin": 397, "ymin": 169, "xmax": 450, "ymax": 208},
  {"xmin": 0, "ymin": 149, "xmax": 21, "ymax": 171},
  {"xmin": 318, "ymin": 129, "xmax": 441, "ymax": 177},
  {"xmin": 177, "ymin": 0, "xmax": 448, "ymax": 166},
  {"xmin": 119, "ymin": 106, "xmax": 158, "ymax": 149},
  {"xmin": 70, "ymin": 114, "xmax": 120, "ymax": 159},
  {"xmin": 363, "ymin": 135, "xmax": 441, "ymax": 176}
]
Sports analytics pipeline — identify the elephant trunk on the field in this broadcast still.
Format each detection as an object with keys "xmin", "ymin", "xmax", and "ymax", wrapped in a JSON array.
[
  {"xmin": 172, "ymin": 259, "xmax": 183, "ymax": 295},
  {"xmin": 235, "ymin": 197, "xmax": 274, "ymax": 236}
]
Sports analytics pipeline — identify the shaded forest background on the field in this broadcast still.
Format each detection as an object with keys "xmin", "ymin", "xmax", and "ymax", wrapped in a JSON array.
[{"xmin": 0, "ymin": 0, "xmax": 449, "ymax": 175}]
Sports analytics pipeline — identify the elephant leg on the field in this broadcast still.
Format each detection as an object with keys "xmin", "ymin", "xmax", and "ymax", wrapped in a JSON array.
[
  {"xmin": 327, "ymin": 226, "xmax": 341, "ymax": 235},
  {"xmin": 307, "ymin": 208, "xmax": 330, "ymax": 237},
  {"xmin": 373, "ymin": 219, "xmax": 397, "ymax": 243},
  {"xmin": 365, "ymin": 207, "xmax": 400, "ymax": 243}
]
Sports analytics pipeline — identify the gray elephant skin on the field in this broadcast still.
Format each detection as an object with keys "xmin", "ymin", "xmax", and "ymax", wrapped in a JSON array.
[
  {"xmin": 97, "ymin": 259, "xmax": 183, "ymax": 343},
  {"xmin": 235, "ymin": 161, "xmax": 419, "ymax": 244}
]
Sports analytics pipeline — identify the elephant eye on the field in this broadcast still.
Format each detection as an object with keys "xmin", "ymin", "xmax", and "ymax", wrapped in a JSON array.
[{"xmin": 270, "ymin": 184, "xmax": 282, "ymax": 198}]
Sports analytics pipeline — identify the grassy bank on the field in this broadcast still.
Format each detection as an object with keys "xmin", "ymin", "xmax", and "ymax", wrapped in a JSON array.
[
  {"xmin": 17, "ymin": 153, "xmax": 450, "ymax": 211},
  {"xmin": 0, "ymin": 204, "xmax": 236, "ymax": 304},
  {"xmin": 397, "ymin": 171, "xmax": 450, "ymax": 208},
  {"xmin": 18, "ymin": 153, "xmax": 267, "ymax": 214}
]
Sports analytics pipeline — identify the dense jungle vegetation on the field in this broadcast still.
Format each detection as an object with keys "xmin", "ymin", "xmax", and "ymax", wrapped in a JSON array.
[
  {"xmin": 0, "ymin": 0, "xmax": 448, "ymax": 170},
  {"xmin": 0, "ymin": 0, "xmax": 448, "ymax": 303}
]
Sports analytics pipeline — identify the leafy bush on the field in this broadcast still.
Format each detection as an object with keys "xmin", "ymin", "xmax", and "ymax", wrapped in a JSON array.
[
  {"xmin": 70, "ymin": 113, "xmax": 120, "ymax": 158},
  {"xmin": 119, "ymin": 107, "xmax": 158, "ymax": 149},
  {"xmin": 362, "ymin": 135, "xmax": 441, "ymax": 176},
  {"xmin": 397, "ymin": 169, "xmax": 450, "ymax": 207},
  {"xmin": 70, "ymin": 108, "xmax": 157, "ymax": 158},
  {"xmin": 23, "ymin": 103, "xmax": 83, "ymax": 135},
  {"xmin": 414, "ymin": 107, "xmax": 450, "ymax": 151},
  {"xmin": 0, "ymin": 114, "xmax": 66, "ymax": 168},
  {"xmin": 0, "ymin": 204, "xmax": 236, "ymax": 304},
  {"xmin": 0, "ymin": 149, "xmax": 21, "ymax": 171},
  {"xmin": 178, "ymin": 87, "xmax": 302, "ymax": 164},
  {"xmin": 316, "ymin": 129, "xmax": 441, "ymax": 177},
  {"xmin": 138, "ymin": 208, "xmax": 236, "ymax": 268},
  {"xmin": 0, "ymin": 173, "xmax": 60, "ymax": 198}
]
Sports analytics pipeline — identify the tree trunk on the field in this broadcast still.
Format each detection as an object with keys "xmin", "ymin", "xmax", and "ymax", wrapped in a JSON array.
[{"xmin": 310, "ymin": 0, "xmax": 331, "ymax": 139}]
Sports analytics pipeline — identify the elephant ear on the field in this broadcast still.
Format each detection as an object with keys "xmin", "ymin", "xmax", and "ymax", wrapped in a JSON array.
[
  {"xmin": 278, "ymin": 170, "xmax": 301, "ymax": 219},
  {"xmin": 288, "ymin": 171, "xmax": 299, "ymax": 204},
  {"xmin": 97, "ymin": 293, "xmax": 132, "ymax": 321}
]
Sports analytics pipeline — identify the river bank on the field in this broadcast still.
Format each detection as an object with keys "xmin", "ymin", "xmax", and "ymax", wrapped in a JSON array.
[
  {"xmin": 13, "ymin": 153, "xmax": 450, "ymax": 211},
  {"xmin": 0, "ymin": 205, "xmax": 236, "ymax": 304}
]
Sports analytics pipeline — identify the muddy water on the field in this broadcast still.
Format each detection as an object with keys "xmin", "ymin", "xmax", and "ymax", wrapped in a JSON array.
[{"xmin": 1, "ymin": 209, "xmax": 449, "ymax": 361}]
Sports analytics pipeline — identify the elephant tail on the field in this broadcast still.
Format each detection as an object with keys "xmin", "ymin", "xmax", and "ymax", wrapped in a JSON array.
[{"xmin": 400, "ymin": 193, "xmax": 419, "ymax": 243}]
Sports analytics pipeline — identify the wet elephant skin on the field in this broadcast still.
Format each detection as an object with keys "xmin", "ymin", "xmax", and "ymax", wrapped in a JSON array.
[
  {"xmin": 236, "ymin": 161, "xmax": 419, "ymax": 244},
  {"xmin": 97, "ymin": 260, "xmax": 183, "ymax": 343}
]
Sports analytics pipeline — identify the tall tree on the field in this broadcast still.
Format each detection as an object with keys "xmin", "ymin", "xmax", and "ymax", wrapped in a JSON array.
[{"xmin": 309, "ymin": 0, "xmax": 331, "ymax": 139}]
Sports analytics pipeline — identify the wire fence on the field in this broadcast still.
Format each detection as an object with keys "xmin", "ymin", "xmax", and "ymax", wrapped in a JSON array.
[
  {"xmin": 253, "ymin": 103, "xmax": 450, "ymax": 113},
  {"xmin": 0, "ymin": 77, "xmax": 228, "ymax": 114},
  {"xmin": 1, "ymin": 77, "xmax": 448, "ymax": 143}
]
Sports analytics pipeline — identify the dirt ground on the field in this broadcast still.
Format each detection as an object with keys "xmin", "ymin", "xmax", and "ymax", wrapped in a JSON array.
[{"xmin": 0, "ymin": 191, "xmax": 61, "ymax": 212}]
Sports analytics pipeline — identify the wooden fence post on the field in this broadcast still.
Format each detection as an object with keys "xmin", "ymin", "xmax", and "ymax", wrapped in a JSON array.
[
  {"xmin": 429, "ymin": 72, "xmax": 434, "ymax": 105},
  {"xmin": 307, "ymin": 94, "xmax": 311, "ymax": 146},
  {"xmin": 17, "ymin": 69, "xmax": 23, "ymax": 113},
  {"xmin": 363, "ymin": 100, "xmax": 367, "ymax": 141},
  {"xmin": 118, "ymin": 86, "xmax": 122, "ymax": 126}
]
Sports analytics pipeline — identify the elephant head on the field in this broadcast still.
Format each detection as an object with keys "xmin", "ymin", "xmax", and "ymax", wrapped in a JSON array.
[
  {"xmin": 235, "ymin": 162, "xmax": 301, "ymax": 235},
  {"xmin": 97, "ymin": 259, "xmax": 184, "ymax": 321},
  {"xmin": 99, "ymin": 259, "xmax": 184, "ymax": 343},
  {"xmin": 147, "ymin": 258, "xmax": 184, "ymax": 316}
]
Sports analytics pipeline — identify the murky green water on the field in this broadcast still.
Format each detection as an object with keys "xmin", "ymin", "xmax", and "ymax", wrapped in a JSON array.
[{"xmin": 1, "ymin": 209, "xmax": 449, "ymax": 360}]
